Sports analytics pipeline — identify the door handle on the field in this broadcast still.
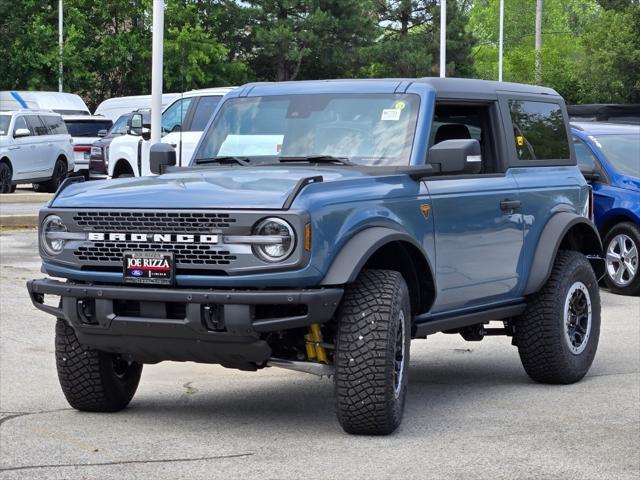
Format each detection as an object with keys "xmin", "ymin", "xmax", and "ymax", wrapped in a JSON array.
[
  {"xmin": 500, "ymin": 199, "xmax": 521, "ymax": 211},
  {"xmin": 8, "ymin": 146, "xmax": 19, "ymax": 150}
]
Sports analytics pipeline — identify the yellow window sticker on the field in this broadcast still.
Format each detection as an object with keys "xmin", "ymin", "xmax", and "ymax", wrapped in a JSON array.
[
  {"xmin": 516, "ymin": 135, "xmax": 524, "ymax": 146},
  {"xmin": 394, "ymin": 101, "xmax": 406, "ymax": 110}
]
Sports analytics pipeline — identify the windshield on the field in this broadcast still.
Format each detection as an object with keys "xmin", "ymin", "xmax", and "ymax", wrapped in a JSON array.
[
  {"xmin": 0, "ymin": 115, "xmax": 9, "ymax": 136},
  {"xmin": 65, "ymin": 120, "xmax": 113, "ymax": 137},
  {"xmin": 109, "ymin": 114, "xmax": 129, "ymax": 135},
  {"xmin": 593, "ymin": 134, "xmax": 640, "ymax": 178},
  {"xmin": 194, "ymin": 94, "xmax": 420, "ymax": 166}
]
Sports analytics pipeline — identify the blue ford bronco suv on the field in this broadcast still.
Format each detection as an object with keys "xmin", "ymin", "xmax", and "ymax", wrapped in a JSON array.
[{"xmin": 28, "ymin": 78, "xmax": 604, "ymax": 435}]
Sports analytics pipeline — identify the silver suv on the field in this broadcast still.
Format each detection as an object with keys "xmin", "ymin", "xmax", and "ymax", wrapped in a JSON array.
[{"xmin": 0, "ymin": 110, "xmax": 75, "ymax": 193}]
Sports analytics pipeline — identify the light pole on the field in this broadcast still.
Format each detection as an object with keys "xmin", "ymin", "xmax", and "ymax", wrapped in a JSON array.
[
  {"xmin": 150, "ymin": 0, "xmax": 165, "ymax": 145},
  {"xmin": 58, "ymin": 0, "xmax": 63, "ymax": 92},
  {"xmin": 498, "ymin": 0, "xmax": 504, "ymax": 82},
  {"xmin": 439, "ymin": 0, "xmax": 446, "ymax": 78}
]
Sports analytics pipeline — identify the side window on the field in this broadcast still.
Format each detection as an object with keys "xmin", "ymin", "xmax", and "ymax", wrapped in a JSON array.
[
  {"xmin": 573, "ymin": 136, "xmax": 598, "ymax": 172},
  {"xmin": 161, "ymin": 98, "xmax": 193, "ymax": 134},
  {"xmin": 429, "ymin": 103, "xmax": 499, "ymax": 173},
  {"xmin": 508, "ymin": 100, "xmax": 570, "ymax": 161},
  {"xmin": 189, "ymin": 96, "xmax": 221, "ymax": 131},
  {"xmin": 42, "ymin": 116, "xmax": 68, "ymax": 135},
  {"xmin": 24, "ymin": 115, "xmax": 48, "ymax": 136},
  {"xmin": 110, "ymin": 115, "xmax": 129, "ymax": 135},
  {"xmin": 12, "ymin": 116, "xmax": 30, "ymax": 135}
]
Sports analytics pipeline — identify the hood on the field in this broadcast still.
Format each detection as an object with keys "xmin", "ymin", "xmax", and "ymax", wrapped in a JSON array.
[{"xmin": 51, "ymin": 166, "xmax": 371, "ymax": 210}]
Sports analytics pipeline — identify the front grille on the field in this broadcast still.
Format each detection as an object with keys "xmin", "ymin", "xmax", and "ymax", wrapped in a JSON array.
[
  {"xmin": 73, "ymin": 211, "xmax": 237, "ymax": 233},
  {"xmin": 75, "ymin": 242, "xmax": 237, "ymax": 266}
]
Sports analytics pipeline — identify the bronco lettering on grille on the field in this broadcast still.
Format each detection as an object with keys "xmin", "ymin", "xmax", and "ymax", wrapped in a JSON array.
[{"xmin": 87, "ymin": 233, "xmax": 219, "ymax": 244}]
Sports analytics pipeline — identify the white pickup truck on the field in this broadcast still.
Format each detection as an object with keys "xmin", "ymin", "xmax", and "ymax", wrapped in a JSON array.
[{"xmin": 107, "ymin": 87, "xmax": 234, "ymax": 177}]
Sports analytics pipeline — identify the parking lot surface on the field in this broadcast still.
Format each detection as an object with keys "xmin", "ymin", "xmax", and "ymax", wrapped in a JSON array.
[{"xmin": 1, "ymin": 228, "xmax": 638, "ymax": 480}]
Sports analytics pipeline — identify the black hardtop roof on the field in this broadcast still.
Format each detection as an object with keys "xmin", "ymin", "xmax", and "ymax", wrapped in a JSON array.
[{"xmin": 415, "ymin": 77, "xmax": 560, "ymax": 97}]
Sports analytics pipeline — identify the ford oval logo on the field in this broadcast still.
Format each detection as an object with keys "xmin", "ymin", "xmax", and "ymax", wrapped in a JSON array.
[{"xmin": 131, "ymin": 269, "xmax": 143, "ymax": 277}]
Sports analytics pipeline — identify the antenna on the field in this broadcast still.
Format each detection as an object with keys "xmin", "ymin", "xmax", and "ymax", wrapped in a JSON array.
[{"xmin": 179, "ymin": 42, "xmax": 184, "ymax": 166}]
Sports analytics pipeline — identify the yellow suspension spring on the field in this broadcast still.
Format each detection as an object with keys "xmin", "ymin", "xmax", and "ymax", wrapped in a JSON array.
[{"xmin": 305, "ymin": 323, "xmax": 328, "ymax": 364}]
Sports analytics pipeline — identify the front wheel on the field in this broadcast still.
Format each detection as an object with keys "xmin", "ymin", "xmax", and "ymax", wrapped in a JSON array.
[
  {"xmin": 515, "ymin": 250, "xmax": 600, "ymax": 384},
  {"xmin": 334, "ymin": 269, "xmax": 411, "ymax": 435},
  {"xmin": 55, "ymin": 319, "xmax": 142, "ymax": 412},
  {"xmin": 603, "ymin": 222, "xmax": 640, "ymax": 296}
]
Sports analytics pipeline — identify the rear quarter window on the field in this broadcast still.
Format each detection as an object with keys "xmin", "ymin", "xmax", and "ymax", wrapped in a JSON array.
[
  {"xmin": 24, "ymin": 115, "xmax": 49, "ymax": 136},
  {"xmin": 42, "ymin": 116, "xmax": 68, "ymax": 135},
  {"xmin": 508, "ymin": 100, "xmax": 570, "ymax": 161}
]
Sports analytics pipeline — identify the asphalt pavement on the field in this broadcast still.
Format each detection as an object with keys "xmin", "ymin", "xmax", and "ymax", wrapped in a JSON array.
[
  {"xmin": 0, "ymin": 228, "xmax": 638, "ymax": 480},
  {"xmin": 0, "ymin": 188, "xmax": 52, "ymax": 227}
]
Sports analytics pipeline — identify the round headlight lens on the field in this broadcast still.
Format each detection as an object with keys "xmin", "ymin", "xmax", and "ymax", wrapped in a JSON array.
[
  {"xmin": 41, "ymin": 215, "xmax": 67, "ymax": 255},
  {"xmin": 252, "ymin": 218, "xmax": 295, "ymax": 262}
]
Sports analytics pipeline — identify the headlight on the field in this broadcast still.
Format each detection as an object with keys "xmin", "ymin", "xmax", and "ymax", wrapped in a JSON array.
[
  {"xmin": 90, "ymin": 146, "xmax": 102, "ymax": 157},
  {"xmin": 41, "ymin": 215, "xmax": 67, "ymax": 255},
  {"xmin": 252, "ymin": 218, "xmax": 295, "ymax": 262}
]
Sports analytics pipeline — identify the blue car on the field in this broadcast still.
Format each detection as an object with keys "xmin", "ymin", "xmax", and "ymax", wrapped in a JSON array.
[
  {"xmin": 572, "ymin": 122, "xmax": 640, "ymax": 296},
  {"xmin": 28, "ymin": 79, "xmax": 604, "ymax": 435}
]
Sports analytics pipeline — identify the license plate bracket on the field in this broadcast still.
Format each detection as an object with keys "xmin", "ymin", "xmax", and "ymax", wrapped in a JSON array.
[{"xmin": 123, "ymin": 251, "xmax": 175, "ymax": 286}]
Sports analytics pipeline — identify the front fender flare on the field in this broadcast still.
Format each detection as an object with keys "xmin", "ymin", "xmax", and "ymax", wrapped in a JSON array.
[
  {"xmin": 524, "ymin": 212, "xmax": 603, "ymax": 295},
  {"xmin": 320, "ymin": 227, "xmax": 430, "ymax": 286}
]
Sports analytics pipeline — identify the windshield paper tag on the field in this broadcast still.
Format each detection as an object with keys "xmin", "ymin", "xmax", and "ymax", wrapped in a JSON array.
[{"xmin": 381, "ymin": 109, "xmax": 401, "ymax": 121}]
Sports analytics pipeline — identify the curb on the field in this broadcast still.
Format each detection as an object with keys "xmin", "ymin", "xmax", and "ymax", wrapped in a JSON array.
[
  {"xmin": 0, "ymin": 194, "xmax": 53, "ymax": 204},
  {"xmin": 0, "ymin": 214, "xmax": 38, "ymax": 228}
]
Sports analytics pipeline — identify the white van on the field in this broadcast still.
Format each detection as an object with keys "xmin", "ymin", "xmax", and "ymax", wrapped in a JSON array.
[
  {"xmin": 0, "ymin": 91, "xmax": 90, "ymax": 116},
  {"xmin": 94, "ymin": 93, "xmax": 180, "ymax": 121},
  {"xmin": 108, "ymin": 87, "xmax": 235, "ymax": 177}
]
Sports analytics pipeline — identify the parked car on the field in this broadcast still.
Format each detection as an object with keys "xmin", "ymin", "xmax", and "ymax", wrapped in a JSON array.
[
  {"xmin": 88, "ymin": 113, "xmax": 131, "ymax": 179},
  {"xmin": 0, "ymin": 91, "xmax": 90, "ymax": 115},
  {"xmin": 60, "ymin": 115, "xmax": 113, "ymax": 179},
  {"xmin": 28, "ymin": 78, "xmax": 603, "ymax": 435},
  {"xmin": 568, "ymin": 104, "xmax": 640, "ymax": 125},
  {"xmin": 93, "ymin": 93, "xmax": 180, "ymax": 122},
  {"xmin": 108, "ymin": 87, "xmax": 235, "ymax": 177},
  {"xmin": 0, "ymin": 110, "xmax": 74, "ymax": 193},
  {"xmin": 573, "ymin": 121, "xmax": 640, "ymax": 295}
]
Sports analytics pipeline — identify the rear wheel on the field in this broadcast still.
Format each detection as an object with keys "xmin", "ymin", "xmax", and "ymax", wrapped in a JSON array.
[
  {"xmin": 55, "ymin": 319, "xmax": 142, "ymax": 412},
  {"xmin": 45, "ymin": 158, "xmax": 68, "ymax": 192},
  {"xmin": 334, "ymin": 269, "xmax": 411, "ymax": 435},
  {"xmin": 603, "ymin": 223, "xmax": 640, "ymax": 296},
  {"xmin": 0, "ymin": 163, "xmax": 12, "ymax": 194},
  {"xmin": 515, "ymin": 250, "xmax": 600, "ymax": 384}
]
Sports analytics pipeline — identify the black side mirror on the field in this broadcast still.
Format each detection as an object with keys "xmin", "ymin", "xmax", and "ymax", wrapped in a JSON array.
[
  {"xmin": 97, "ymin": 129, "xmax": 107, "ymax": 137},
  {"xmin": 150, "ymin": 143, "xmax": 176, "ymax": 175},
  {"xmin": 428, "ymin": 139, "xmax": 482, "ymax": 174}
]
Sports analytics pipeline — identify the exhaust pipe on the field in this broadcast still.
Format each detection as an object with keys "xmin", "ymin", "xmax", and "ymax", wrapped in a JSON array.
[{"xmin": 267, "ymin": 357, "xmax": 334, "ymax": 377}]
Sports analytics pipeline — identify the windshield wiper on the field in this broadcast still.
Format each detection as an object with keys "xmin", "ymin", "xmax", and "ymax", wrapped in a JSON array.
[
  {"xmin": 196, "ymin": 156, "xmax": 251, "ymax": 166},
  {"xmin": 277, "ymin": 155, "xmax": 355, "ymax": 166}
]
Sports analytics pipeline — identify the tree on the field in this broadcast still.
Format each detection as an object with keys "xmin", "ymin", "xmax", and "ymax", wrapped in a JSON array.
[
  {"xmin": 362, "ymin": 0, "xmax": 475, "ymax": 78},
  {"xmin": 245, "ymin": 0, "xmax": 377, "ymax": 81}
]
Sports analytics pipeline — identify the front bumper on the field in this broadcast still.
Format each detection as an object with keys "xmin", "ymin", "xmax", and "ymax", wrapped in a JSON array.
[{"xmin": 27, "ymin": 278, "xmax": 343, "ymax": 369}]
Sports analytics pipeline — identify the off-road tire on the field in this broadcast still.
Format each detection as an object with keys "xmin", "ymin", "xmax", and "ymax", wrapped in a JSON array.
[
  {"xmin": 602, "ymin": 222, "xmax": 640, "ymax": 296},
  {"xmin": 0, "ymin": 162, "xmax": 12, "ymax": 194},
  {"xmin": 515, "ymin": 250, "xmax": 600, "ymax": 384},
  {"xmin": 334, "ymin": 269, "xmax": 411, "ymax": 435},
  {"xmin": 55, "ymin": 319, "xmax": 142, "ymax": 412}
]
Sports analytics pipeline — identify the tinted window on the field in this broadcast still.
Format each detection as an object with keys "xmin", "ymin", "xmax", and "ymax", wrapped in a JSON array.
[
  {"xmin": 161, "ymin": 98, "xmax": 193, "ymax": 134},
  {"xmin": 509, "ymin": 100, "xmax": 570, "ymax": 160},
  {"xmin": 25, "ymin": 115, "xmax": 48, "ymax": 136},
  {"xmin": 0, "ymin": 115, "xmax": 9, "ymax": 135},
  {"xmin": 42, "ymin": 115, "xmax": 68, "ymax": 135},
  {"xmin": 573, "ymin": 137, "xmax": 598, "ymax": 171},
  {"xmin": 13, "ymin": 116, "xmax": 30, "ymax": 134},
  {"xmin": 189, "ymin": 96, "xmax": 222, "ymax": 131},
  {"xmin": 65, "ymin": 120, "xmax": 113, "ymax": 137}
]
